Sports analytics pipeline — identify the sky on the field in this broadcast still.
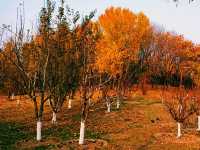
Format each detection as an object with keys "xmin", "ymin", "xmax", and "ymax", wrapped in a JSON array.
[{"xmin": 0, "ymin": 0, "xmax": 200, "ymax": 44}]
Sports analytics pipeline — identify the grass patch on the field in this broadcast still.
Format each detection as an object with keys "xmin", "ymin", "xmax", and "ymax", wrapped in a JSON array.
[
  {"xmin": 85, "ymin": 129, "xmax": 103, "ymax": 139},
  {"xmin": 34, "ymin": 145, "xmax": 49, "ymax": 150},
  {"xmin": 0, "ymin": 122, "xmax": 75, "ymax": 149},
  {"xmin": 133, "ymin": 96, "xmax": 145, "ymax": 102},
  {"xmin": 137, "ymin": 135, "xmax": 156, "ymax": 150},
  {"xmin": 43, "ymin": 126, "xmax": 103, "ymax": 141},
  {"xmin": 132, "ymin": 96, "xmax": 160, "ymax": 106},
  {"xmin": 147, "ymin": 135, "xmax": 156, "ymax": 145},
  {"xmin": 0, "ymin": 122, "xmax": 32, "ymax": 150},
  {"xmin": 43, "ymin": 126, "xmax": 73, "ymax": 141},
  {"xmin": 145, "ymin": 99, "xmax": 161, "ymax": 105},
  {"xmin": 34, "ymin": 144, "xmax": 57, "ymax": 150},
  {"xmin": 33, "ymin": 144, "xmax": 56, "ymax": 150},
  {"xmin": 144, "ymin": 109, "xmax": 159, "ymax": 123},
  {"xmin": 58, "ymin": 127, "xmax": 74, "ymax": 140},
  {"xmin": 72, "ymin": 114, "xmax": 81, "ymax": 121},
  {"xmin": 111, "ymin": 101, "xmax": 126, "ymax": 112}
]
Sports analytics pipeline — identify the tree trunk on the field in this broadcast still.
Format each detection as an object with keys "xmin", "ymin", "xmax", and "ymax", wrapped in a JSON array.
[
  {"xmin": 116, "ymin": 78, "xmax": 122, "ymax": 109},
  {"xmin": 161, "ymin": 95, "xmax": 164, "ymax": 104},
  {"xmin": 11, "ymin": 93, "xmax": 14, "ymax": 100},
  {"xmin": 36, "ymin": 119, "xmax": 42, "ymax": 141},
  {"xmin": 106, "ymin": 101, "xmax": 111, "ymax": 112},
  {"xmin": 116, "ymin": 97, "xmax": 120, "ymax": 109},
  {"xmin": 68, "ymin": 99, "xmax": 72, "ymax": 109},
  {"xmin": 51, "ymin": 111, "xmax": 57, "ymax": 124},
  {"xmin": 17, "ymin": 99, "xmax": 20, "ymax": 106},
  {"xmin": 197, "ymin": 116, "xmax": 200, "ymax": 131},
  {"xmin": 48, "ymin": 100, "xmax": 51, "ymax": 106},
  {"xmin": 8, "ymin": 91, "xmax": 11, "ymax": 99},
  {"xmin": 88, "ymin": 98, "xmax": 91, "ymax": 106},
  {"xmin": 37, "ymin": 97, "xmax": 44, "ymax": 141},
  {"xmin": 177, "ymin": 122, "xmax": 181, "ymax": 138},
  {"xmin": 79, "ymin": 120, "xmax": 85, "ymax": 145}
]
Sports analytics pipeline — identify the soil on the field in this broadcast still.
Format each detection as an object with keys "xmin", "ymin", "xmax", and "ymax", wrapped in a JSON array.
[{"xmin": 1, "ymin": 88, "xmax": 200, "ymax": 150}]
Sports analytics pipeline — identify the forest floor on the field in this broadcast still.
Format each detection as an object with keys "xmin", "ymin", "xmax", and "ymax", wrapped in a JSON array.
[{"xmin": 1, "ymin": 88, "xmax": 200, "ymax": 150}]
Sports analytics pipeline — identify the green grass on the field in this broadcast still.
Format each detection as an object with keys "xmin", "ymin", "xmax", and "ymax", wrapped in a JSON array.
[
  {"xmin": 71, "ymin": 114, "xmax": 81, "ymax": 121},
  {"xmin": 0, "ymin": 122, "xmax": 32, "ymax": 150},
  {"xmin": 58, "ymin": 127, "xmax": 74, "ymax": 140},
  {"xmin": 0, "ymin": 122, "xmax": 104, "ymax": 150},
  {"xmin": 42, "ymin": 126, "xmax": 73, "ymax": 141},
  {"xmin": 44, "ymin": 125, "xmax": 103, "ymax": 141},
  {"xmin": 32, "ymin": 144, "xmax": 56, "ymax": 150},
  {"xmin": 85, "ymin": 129, "xmax": 103, "ymax": 139},
  {"xmin": 34, "ymin": 145, "xmax": 49, "ymax": 150}
]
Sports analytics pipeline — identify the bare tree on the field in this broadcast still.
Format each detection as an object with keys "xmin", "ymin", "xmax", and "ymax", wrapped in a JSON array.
[{"xmin": 165, "ymin": 87, "xmax": 196, "ymax": 138}]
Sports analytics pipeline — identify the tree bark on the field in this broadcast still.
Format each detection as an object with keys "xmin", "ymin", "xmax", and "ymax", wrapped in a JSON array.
[
  {"xmin": 177, "ymin": 122, "xmax": 181, "ymax": 138},
  {"xmin": 116, "ymin": 97, "xmax": 120, "ymax": 109},
  {"xmin": 79, "ymin": 119, "xmax": 85, "ymax": 145},
  {"xmin": 48, "ymin": 100, "xmax": 51, "ymax": 106},
  {"xmin": 17, "ymin": 99, "xmax": 20, "ymax": 106},
  {"xmin": 88, "ymin": 98, "xmax": 91, "ymax": 106},
  {"xmin": 68, "ymin": 99, "xmax": 72, "ymax": 109},
  {"xmin": 107, "ymin": 101, "xmax": 111, "ymax": 112},
  {"xmin": 197, "ymin": 116, "xmax": 200, "ymax": 131},
  {"xmin": 51, "ymin": 111, "xmax": 57, "ymax": 124},
  {"xmin": 36, "ymin": 119, "xmax": 42, "ymax": 141},
  {"xmin": 11, "ymin": 93, "xmax": 14, "ymax": 100}
]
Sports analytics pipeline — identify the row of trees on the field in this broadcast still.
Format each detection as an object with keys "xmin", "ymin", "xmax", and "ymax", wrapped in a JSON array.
[{"xmin": 1, "ymin": 0, "xmax": 200, "ymax": 144}]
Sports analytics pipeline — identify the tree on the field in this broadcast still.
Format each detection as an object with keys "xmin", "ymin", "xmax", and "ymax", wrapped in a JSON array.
[
  {"xmin": 73, "ymin": 15, "xmax": 100, "ymax": 144},
  {"xmin": 0, "ymin": 0, "xmax": 55, "ymax": 141},
  {"xmin": 96, "ymin": 7, "xmax": 150, "ymax": 110},
  {"xmin": 0, "ymin": 41, "xmax": 19, "ymax": 98},
  {"xmin": 45, "ymin": 0, "xmax": 80, "ymax": 124},
  {"xmin": 138, "ymin": 26, "xmax": 155, "ymax": 94},
  {"xmin": 189, "ymin": 45, "xmax": 200, "ymax": 131},
  {"xmin": 164, "ymin": 46, "xmax": 196, "ymax": 138},
  {"xmin": 164, "ymin": 88, "xmax": 196, "ymax": 138},
  {"xmin": 148, "ymin": 30, "xmax": 194, "ymax": 102}
]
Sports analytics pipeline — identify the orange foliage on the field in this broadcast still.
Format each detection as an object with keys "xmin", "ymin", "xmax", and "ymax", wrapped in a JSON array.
[{"xmin": 95, "ymin": 7, "xmax": 150, "ymax": 77}]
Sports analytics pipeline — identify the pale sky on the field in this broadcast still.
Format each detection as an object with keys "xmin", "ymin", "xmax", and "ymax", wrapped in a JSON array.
[{"xmin": 0, "ymin": 0, "xmax": 200, "ymax": 44}]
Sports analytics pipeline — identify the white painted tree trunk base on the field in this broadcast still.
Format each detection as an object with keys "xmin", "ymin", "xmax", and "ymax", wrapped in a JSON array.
[
  {"xmin": 107, "ymin": 102, "xmax": 111, "ymax": 113},
  {"xmin": 161, "ymin": 96, "xmax": 164, "ymax": 104},
  {"xmin": 48, "ymin": 100, "xmax": 51, "ymax": 106},
  {"xmin": 51, "ymin": 112, "xmax": 57, "ymax": 124},
  {"xmin": 79, "ymin": 120, "xmax": 85, "ymax": 145},
  {"xmin": 37, "ymin": 121, "xmax": 42, "ymax": 141},
  {"xmin": 68, "ymin": 99, "xmax": 72, "ymax": 109},
  {"xmin": 197, "ymin": 116, "xmax": 200, "ymax": 131},
  {"xmin": 88, "ymin": 98, "xmax": 91, "ymax": 106},
  {"xmin": 17, "ymin": 99, "xmax": 20, "ymax": 106},
  {"xmin": 177, "ymin": 122, "xmax": 181, "ymax": 138},
  {"xmin": 11, "ymin": 93, "xmax": 14, "ymax": 100},
  {"xmin": 116, "ymin": 99, "xmax": 120, "ymax": 109}
]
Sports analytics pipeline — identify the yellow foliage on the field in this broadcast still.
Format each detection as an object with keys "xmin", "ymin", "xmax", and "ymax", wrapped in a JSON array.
[{"xmin": 96, "ymin": 7, "xmax": 150, "ymax": 77}]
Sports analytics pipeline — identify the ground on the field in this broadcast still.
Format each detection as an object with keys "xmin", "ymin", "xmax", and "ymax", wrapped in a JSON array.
[{"xmin": 1, "ymin": 88, "xmax": 200, "ymax": 150}]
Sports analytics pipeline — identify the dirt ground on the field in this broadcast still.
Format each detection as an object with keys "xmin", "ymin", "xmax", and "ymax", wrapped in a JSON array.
[{"xmin": 1, "ymin": 88, "xmax": 200, "ymax": 150}]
